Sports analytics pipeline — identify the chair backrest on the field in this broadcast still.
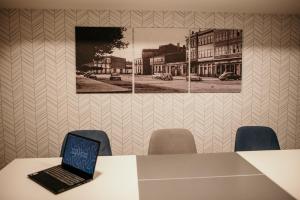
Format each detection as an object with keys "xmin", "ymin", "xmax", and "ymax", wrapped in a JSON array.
[
  {"xmin": 60, "ymin": 130, "xmax": 112, "ymax": 156},
  {"xmin": 148, "ymin": 128, "xmax": 197, "ymax": 155},
  {"xmin": 234, "ymin": 126, "xmax": 280, "ymax": 151}
]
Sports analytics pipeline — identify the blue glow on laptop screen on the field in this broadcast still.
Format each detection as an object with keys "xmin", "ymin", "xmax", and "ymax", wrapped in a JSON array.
[{"xmin": 62, "ymin": 134, "xmax": 99, "ymax": 175}]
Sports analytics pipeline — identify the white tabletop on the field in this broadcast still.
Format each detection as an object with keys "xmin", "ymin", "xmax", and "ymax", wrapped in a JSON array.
[
  {"xmin": 238, "ymin": 149, "xmax": 300, "ymax": 200},
  {"xmin": 0, "ymin": 155, "xmax": 139, "ymax": 200},
  {"xmin": 1, "ymin": 150, "xmax": 299, "ymax": 200}
]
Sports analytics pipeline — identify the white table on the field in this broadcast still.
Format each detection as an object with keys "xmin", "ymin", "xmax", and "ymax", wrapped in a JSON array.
[
  {"xmin": 238, "ymin": 149, "xmax": 300, "ymax": 200},
  {"xmin": 0, "ymin": 155, "xmax": 139, "ymax": 200},
  {"xmin": 0, "ymin": 150, "xmax": 299, "ymax": 199}
]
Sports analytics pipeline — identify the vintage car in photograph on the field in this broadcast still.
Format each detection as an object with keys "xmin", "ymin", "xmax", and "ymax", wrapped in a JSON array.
[
  {"xmin": 110, "ymin": 73, "xmax": 122, "ymax": 81},
  {"xmin": 152, "ymin": 73, "xmax": 173, "ymax": 81},
  {"xmin": 152, "ymin": 73, "xmax": 162, "ymax": 79},
  {"xmin": 218, "ymin": 72, "xmax": 241, "ymax": 81},
  {"xmin": 83, "ymin": 71, "xmax": 92, "ymax": 77},
  {"xmin": 161, "ymin": 73, "xmax": 173, "ymax": 81},
  {"xmin": 186, "ymin": 73, "xmax": 202, "ymax": 81}
]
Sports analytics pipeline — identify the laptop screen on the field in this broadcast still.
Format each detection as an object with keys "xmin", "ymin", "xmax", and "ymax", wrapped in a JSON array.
[{"xmin": 62, "ymin": 134, "xmax": 100, "ymax": 175}]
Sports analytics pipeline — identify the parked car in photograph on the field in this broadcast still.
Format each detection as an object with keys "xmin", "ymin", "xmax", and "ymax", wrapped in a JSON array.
[
  {"xmin": 110, "ymin": 73, "xmax": 121, "ymax": 81},
  {"xmin": 152, "ymin": 73, "xmax": 173, "ymax": 81},
  {"xmin": 152, "ymin": 73, "xmax": 162, "ymax": 79},
  {"xmin": 83, "ymin": 71, "xmax": 98, "ymax": 79},
  {"xmin": 76, "ymin": 70, "xmax": 84, "ymax": 78},
  {"xmin": 218, "ymin": 72, "xmax": 241, "ymax": 81},
  {"xmin": 76, "ymin": 70, "xmax": 84, "ymax": 75},
  {"xmin": 161, "ymin": 73, "xmax": 173, "ymax": 81},
  {"xmin": 89, "ymin": 73, "xmax": 97, "ymax": 79},
  {"xmin": 83, "ymin": 71, "xmax": 92, "ymax": 77},
  {"xmin": 186, "ymin": 73, "xmax": 202, "ymax": 81}
]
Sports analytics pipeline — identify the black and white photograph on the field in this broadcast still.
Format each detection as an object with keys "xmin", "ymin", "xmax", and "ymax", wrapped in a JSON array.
[
  {"xmin": 134, "ymin": 28, "xmax": 190, "ymax": 93},
  {"xmin": 76, "ymin": 27, "xmax": 133, "ymax": 93},
  {"xmin": 189, "ymin": 28, "xmax": 243, "ymax": 93}
]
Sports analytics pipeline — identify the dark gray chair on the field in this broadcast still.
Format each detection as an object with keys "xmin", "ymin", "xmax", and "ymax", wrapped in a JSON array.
[
  {"xmin": 234, "ymin": 126, "xmax": 280, "ymax": 151},
  {"xmin": 60, "ymin": 130, "xmax": 112, "ymax": 156},
  {"xmin": 148, "ymin": 128, "xmax": 197, "ymax": 155}
]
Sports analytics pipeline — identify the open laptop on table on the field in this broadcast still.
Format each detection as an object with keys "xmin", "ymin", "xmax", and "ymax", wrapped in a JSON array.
[{"xmin": 28, "ymin": 133, "xmax": 100, "ymax": 194}]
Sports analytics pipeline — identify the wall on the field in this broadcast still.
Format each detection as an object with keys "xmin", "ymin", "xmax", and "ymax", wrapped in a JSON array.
[{"xmin": 0, "ymin": 9, "xmax": 300, "ymax": 168}]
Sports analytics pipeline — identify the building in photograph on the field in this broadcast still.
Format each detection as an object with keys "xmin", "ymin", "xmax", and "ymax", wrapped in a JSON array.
[
  {"xmin": 196, "ymin": 29, "xmax": 215, "ymax": 76},
  {"xmin": 165, "ymin": 62, "xmax": 187, "ymax": 76},
  {"xmin": 141, "ymin": 49, "xmax": 159, "ymax": 75},
  {"xmin": 123, "ymin": 61, "xmax": 132, "ymax": 74},
  {"xmin": 82, "ymin": 55, "xmax": 127, "ymax": 74},
  {"xmin": 189, "ymin": 31, "xmax": 198, "ymax": 70},
  {"xmin": 134, "ymin": 58, "xmax": 143, "ymax": 74},
  {"xmin": 149, "ymin": 43, "xmax": 187, "ymax": 75},
  {"xmin": 214, "ymin": 29, "xmax": 242, "ymax": 76},
  {"xmin": 187, "ymin": 29, "xmax": 242, "ymax": 77}
]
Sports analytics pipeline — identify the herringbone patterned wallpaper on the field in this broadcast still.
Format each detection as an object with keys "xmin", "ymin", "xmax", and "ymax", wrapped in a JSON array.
[{"xmin": 0, "ymin": 9, "xmax": 300, "ymax": 168}]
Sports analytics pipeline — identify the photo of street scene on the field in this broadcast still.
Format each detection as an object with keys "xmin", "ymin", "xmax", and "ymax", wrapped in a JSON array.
[
  {"xmin": 76, "ymin": 27, "xmax": 133, "ymax": 93},
  {"xmin": 133, "ymin": 28, "xmax": 189, "ymax": 93},
  {"xmin": 189, "ymin": 28, "xmax": 243, "ymax": 93}
]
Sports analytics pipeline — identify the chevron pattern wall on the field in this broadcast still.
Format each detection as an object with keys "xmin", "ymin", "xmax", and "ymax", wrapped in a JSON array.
[{"xmin": 0, "ymin": 10, "xmax": 299, "ymax": 168}]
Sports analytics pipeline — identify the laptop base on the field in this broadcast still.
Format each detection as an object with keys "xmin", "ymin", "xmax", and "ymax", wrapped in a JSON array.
[{"xmin": 28, "ymin": 171, "xmax": 90, "ymax": 194}]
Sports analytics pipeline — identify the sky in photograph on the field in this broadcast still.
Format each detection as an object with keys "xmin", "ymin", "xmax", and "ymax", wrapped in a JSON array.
[
  {"xmin": 110, "ymin": 28, "xmax": 134, "ymax": 62},
  {"xmin": 111, "ymin": 28, "xmax": 190, "ymax": 62}
]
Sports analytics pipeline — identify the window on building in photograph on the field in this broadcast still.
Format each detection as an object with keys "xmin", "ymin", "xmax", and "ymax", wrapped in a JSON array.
[{"xmin": 229, "ymin": 45, "xmax": 232, "ymax": 54}]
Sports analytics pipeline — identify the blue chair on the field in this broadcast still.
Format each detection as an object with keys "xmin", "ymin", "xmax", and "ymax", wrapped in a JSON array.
[
  {"xmin": 234, "ymin": 126, "xmax": 280, "ymax": 151},
  {"xmin": 60, "ymin": 130, "xmax": 112, "ymax": 156}
]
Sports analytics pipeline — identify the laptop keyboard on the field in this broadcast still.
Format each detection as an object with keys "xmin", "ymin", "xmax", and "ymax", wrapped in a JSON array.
[{"xmin": 45, "ymin": 166, "xmax": 85, "ymax": 186}]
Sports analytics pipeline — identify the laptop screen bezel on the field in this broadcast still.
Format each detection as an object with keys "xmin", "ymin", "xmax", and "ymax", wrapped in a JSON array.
[{"xmin": 61, "ymin": 133, "xmax": 101, "ymax": 179}]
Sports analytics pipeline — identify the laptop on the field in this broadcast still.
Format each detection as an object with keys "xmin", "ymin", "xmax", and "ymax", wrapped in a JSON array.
[{"xmin": 28, "ymin": 133, "xmax": 100, "ymax": 194}]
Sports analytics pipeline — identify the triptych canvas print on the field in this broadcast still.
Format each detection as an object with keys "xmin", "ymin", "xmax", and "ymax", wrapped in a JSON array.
[{"xmin": 75, "ymin": 27, "xmax": 243, "ymax": 93}]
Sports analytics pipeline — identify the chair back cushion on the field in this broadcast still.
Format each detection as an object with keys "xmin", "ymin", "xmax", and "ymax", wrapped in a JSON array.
[
  {"xmin": 60, "ymin": 130, "xmax": 112, "ymax": 156},
  {"xmin": 234, "ymin": 126, "xmax": 280, "ymax": 151},
  {"xmin": 148, "ymin": 128, "xmax": 197, "ymax": 155}
]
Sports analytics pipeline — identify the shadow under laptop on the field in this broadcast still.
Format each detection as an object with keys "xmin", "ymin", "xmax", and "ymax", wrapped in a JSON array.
[{"xmin": 93, "ymin": 171, "xmax": 102, "ymax": 179}]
